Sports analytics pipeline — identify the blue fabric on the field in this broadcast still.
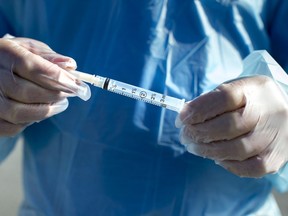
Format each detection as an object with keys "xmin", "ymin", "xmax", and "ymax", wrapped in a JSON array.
[
  {"xmin": 0, "ymin": 9, "xmax": 14, "ymax": 37},
  {"xmin": 0, "ymin": 0, "xmax": 287, "ymax": 215},
  {"xmin": 0, "ymin": 137, "xmax": 18, "ymax": 164}
]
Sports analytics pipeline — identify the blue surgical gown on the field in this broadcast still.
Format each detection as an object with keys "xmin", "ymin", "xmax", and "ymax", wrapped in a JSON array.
[{"xmin": 0, "ymin": 0, "xmax": 288, "ymax": 215}]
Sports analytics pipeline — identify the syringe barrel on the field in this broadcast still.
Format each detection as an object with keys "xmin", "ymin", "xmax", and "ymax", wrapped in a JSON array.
[
  {"xmin": 71, "ymin": 70, "xmax": 185, "ymax": 112},
  {"xmin": 106, "ymin": 79, "xmax": 185, "ymax": 112}
]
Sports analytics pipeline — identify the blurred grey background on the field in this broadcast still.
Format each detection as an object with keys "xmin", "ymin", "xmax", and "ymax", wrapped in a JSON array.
[{"xmin": 0, "ymin": 140, "xmax": 288, "ymax": 216}]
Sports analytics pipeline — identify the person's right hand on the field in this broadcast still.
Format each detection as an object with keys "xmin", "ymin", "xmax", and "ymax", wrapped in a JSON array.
[
  {"xmin": 175, "ymin": 75, "xmax": 288, "ymax": 178},
  {"xmin": 0, "ymin": 36, "xmax": 90, "ymax": 136}
]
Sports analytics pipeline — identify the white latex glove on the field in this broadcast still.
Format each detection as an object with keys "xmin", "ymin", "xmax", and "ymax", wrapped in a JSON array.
[
  {"xmin": 176, "ymin": 75, "xmax": 288, "ymax": 178},
  {"xmin": 0, "ymin": 36, "xmax": 90, "ymax": 136}
]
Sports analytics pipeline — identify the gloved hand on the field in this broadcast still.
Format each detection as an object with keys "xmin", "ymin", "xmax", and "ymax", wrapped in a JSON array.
[
  {"xmin": 176, "ymin": 75, "xmax": 288, "ymax": 178},
  {"xmin": 0, "ymin": 36, "xmax": 90, "ymax": 136}
]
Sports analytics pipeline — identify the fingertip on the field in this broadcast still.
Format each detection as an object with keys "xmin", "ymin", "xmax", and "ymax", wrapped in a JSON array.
[
  {"xmin": 175, "ymin": 114, "xmax": 183, "ymax": 128},
  {"xmin": 178, "ymin": 101, "xmax": 199, "ymax": 125},
  {"xmin": 179, "ymin": 127, "xmax": 192, "ymax": 145},
  {"xmin": 48, "ymin": 98, "xmax": 69, "ymax": 116},
  {"xmin": 76, "ymin": 82, "xmax": 91, "ymax": 101},
  {"xmin": 56, "ymin": 58, "xmax": 77, "ymax": 70}
]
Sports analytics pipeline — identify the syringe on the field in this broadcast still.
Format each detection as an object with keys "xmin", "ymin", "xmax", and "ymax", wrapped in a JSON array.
[{"xmin": 70, "ymin": 71, "xmax": 185, "ymax": 112}]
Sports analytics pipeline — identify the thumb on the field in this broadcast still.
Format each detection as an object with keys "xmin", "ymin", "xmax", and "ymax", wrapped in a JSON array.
[{"xmin": 179, "ymin": 78, "xmax": 247, "ymax": 126}]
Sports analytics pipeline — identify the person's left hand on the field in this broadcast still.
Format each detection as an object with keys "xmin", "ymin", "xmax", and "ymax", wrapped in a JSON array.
[{"xmin": 176, "ymin": 75, "xmax": 288, "ymax": 178}]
